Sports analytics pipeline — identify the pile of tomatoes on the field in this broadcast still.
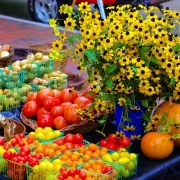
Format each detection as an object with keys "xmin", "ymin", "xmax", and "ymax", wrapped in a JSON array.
[{"xmin": 22, "ymin": 88, "xmax": 94, "ymax": 130}]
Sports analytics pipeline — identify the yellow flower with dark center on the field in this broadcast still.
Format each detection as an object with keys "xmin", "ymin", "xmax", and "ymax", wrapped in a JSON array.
[
  {"xmin": 173, "ymin": 90, "xmax": 180, "ymax": 101},
  {"xmin": 53, "ymin": 27, "xmax": 60, "ymax": 36},
  {"xmin": 49, "ymin": 49, "xmax": 62, "ymax": 61},
  {"xmin": 64, "ymin": 17, "xmax": 76, "ymax": 30},
  {"xmin": 118, "ymin": 97, "xmax": 126, "ymax": 106},
  {"xmin": 94, "ymin": 99, "xmax": 107, "ymax": 112},
  {"xmin": 115, "ymin": 82, "xmax": 125, "ymax": 93},
  {"xmin": 59, "ymin": 4, "xmax": 73, "ymax": 16},
  {"xmin": 137, "ymin": 67, "xmax": 151, "ymax": 79},
  {"xmin": 144, "ymin": 86, "xmax": 155, "ymax": 96},
  {"xmin": 49, "ymin": 18, "xmax": 57, "ymax": 28},
  {"xmin": 52, "ymin": 39, "xmax": 63, "ymax": 50},
  {"xmin": 138, "ymin": 80, "xmax": 150, "ymax": 93},
  {"xmin": 100, "ymin": 50, "xmax": 114, "ymax": 62},
  {"xmin": 78, "ymin": 2, "xmax": 91, "ymax": 14},
  {"xmin": 102, "ymin": 37, "xmax": 115, "ymax": 50},
  {"xmin": 119, "ymin": 57, "xmax": 131, "ymax": 66},
  {"xmin": 152, "ymin": 114, "xmax": 161, "ymax": 123},
  {"xmin": 88, "ymin": 11, "xmax": 100, "ymax": 23},
  {"xmin": 125, "ymin": 67, "xmax": 134, "ymax": 80},
  {"xmin": 145, "ymin": 121, "xmax": 158, "ymax": 132},
  {"xmin": 124, "ymin": 86, "xmax": 133, "ymax": 94}
]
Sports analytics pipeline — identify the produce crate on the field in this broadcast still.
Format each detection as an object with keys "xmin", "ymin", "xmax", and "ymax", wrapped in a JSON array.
[
  {"xmin": 23, "ymin": 64, "xmax": 38, "ymax": 83},
  {"xmin": 0, "ymin": 91, "xmax": 20, "ymax": 111},
  {"xmin": 26, "ymin": 164, "xmax": 56, "ymax": 180},
  {"xmin": 0, "ymin": 156, "xmax": 26, "ymax": 180},
  {"xmin": 78, "ymin": 159, "xmax": 119, "ymax": 180},
  {"xmin": 50, "ymin": 74, "xmax": 68, "ymax": 90},
  {"xmin": 36, "ymin": 131, "xmax": 64, "ymax": 144},
  {"xmin": 0, "ymin": 70, "xmax": 3, "ymax": 88},
  {"xmin": 30, "ymin": 84, "xmax": 40, "ymax": 92},
  {"xmin": 33, "ymin": 59, "xmax": 54, "ymax": 77},
  {"xmin": 107, "ymin": 154, "xmax": 139, "ymax": 180},
  {"xmin": 2, "ymin": 68, "xmax": 25, "ymax": 89},
  {"xmin": 12, "ymin": 145, "xmax": 36, "ymax": 153}
]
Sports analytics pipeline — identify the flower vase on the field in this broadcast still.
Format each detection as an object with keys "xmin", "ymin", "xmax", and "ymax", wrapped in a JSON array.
[{"xmin": 115, "ymin": 101, "xmax": 147, "ymax": 140}]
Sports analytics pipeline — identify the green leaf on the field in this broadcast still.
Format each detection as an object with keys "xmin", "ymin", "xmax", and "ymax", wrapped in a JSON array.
[
  {"xmin": 132, "ymin": 66, "xmax": 138, "ymax": 72},
  {"xmin": 141, "ymin": 100, "xmax": 149, "ymax": 108},
  {"xmin": 106, "ymin": 79, "xmax": 113, "ymax": 89},
  {"xmin": 142, "ymin": 111, "xmax": 151, "ymax": 121},
  {"xmin": 105, "ymin": 64, "xmax": 117, "ymax": 74},
  {"xmin": 101, "ymin": 93, "xmax": 112, "ymax": 101},
  {"xmin": 173, "ymin": 44, "xmax": 180, "ymax": 51},
  {"xmin": 98, "ymin": 119, "xmax": 106, "ymax": 124},
  {"xmin": 120, "ymin": 122, "xmax": 126, "ymax": 129},
  {"xmin": 160, "ymin": 113, "xmax": 167, "ymax": 124},
  {"xmin": 170, "ymin": 77, "xmax": 175, "ymax": 85},
  {"xmin": 151, "ymin": 56, "xmax": 159, "ymax": 65},
  {"xmin": 67, "ymin": 34, "xmax": 82, "ymax": 44},
  {"xmin": 84, "ymin": 49, "xmax": 96, "ymax": 62},
  {"xmin": 112, "ymin": 42, "xmax": 124, "ymax": 51},
  {"xmin": 87, "ymin": 68, "xmax": 92, "ymax": 77}
]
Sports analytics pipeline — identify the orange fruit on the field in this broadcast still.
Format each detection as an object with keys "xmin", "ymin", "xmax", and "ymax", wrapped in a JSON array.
[
  {"xmin": 71, "ymin": 154, "xmax": 78, "ymax": 161},
  {"xmin": 101, "ymin": 147, "xmax": 108, "ymax": 153},
  {"xmin": 59, "ymin": 145, "xmax": 66, "ymax": 152},
  {"xmin": 43, "ymin": 148, "xmax": 50, "ymax": 156},
  {"xmin": 95, "ymin": 169, "xmax": 102, "ymax": 174},
  {"xmin": 48, "ymin": 149, "xmax": 55, "ymax": 157},
  {"xmin": 27, "ymin": 134, "xmax": 36, "ymax": 141},
  {"xmin": 95, "ymin": 149, "xmax": 100, "ymax": 154},
  {"xmin": 60, "ymin": 155, "xmax": 69, "ymax": 161},
  {"xmin": 33, "ymin": 140, "xmax": 39, "ymax": 145},
  {"xmin": 88, "ymin": 144, "xmax": 98, "ymax": 152},
  {"xmin": 73, "ymin": 151, "xmax": 80, "ymax": 157},
  {"xmin": 86, "ymin": 177, "xmax": 93, "ymax": 180},
  {"xmin": 35, "ymin": 145, "xmax": 44, "ymax": 153},
  {"xmin": 83, "ymin": 154, "xmax": 91, "ymax": 162},
  {"xmin": 50, "ymin": 144, "xmax": 59, "ymax": 151},
  {"xmin": 55, "ymin": 150, "xmax": 62, "ymax": 156},
  {"xmin": 64, "ymin": 151, "xmax": 72, "ymax": 157},
  {"xmin": 88, "ymin": 160, "xmax": 96, "ymax": 166},
  {"xmin": 87, "ymin": 168, "xmax": 94, "ymax": 172},
  {"xmin": 100, "ymin": 151, "xmax": 107, "ymax": 156},
  {"xmin": 83, "ymin": 163, "xmax": 91, "ymax": 170},
  {"xmin": 79, "ymin": 147, "xmax": 85, "ymax": 154},
  {"xmin": 85, "ymin": 151, "xmax": 92, "ymax": 157},
  {"xmin": 96, "ymin": 159, "xmax": 104, "ymax": 166},
  {"xmin": 91, "ymin": 152, "xmax": 99, "ymax": 158}
]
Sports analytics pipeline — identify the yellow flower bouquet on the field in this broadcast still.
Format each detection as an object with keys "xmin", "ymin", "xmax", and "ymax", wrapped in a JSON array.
[{"xmin": 49, "ymin": 3, "xmax": 180, "ymax": 137}]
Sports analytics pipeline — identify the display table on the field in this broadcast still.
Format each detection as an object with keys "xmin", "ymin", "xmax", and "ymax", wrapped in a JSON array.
[{"xmin": 1, "ymin": 107, "xmax": 180, "ymax": 180}]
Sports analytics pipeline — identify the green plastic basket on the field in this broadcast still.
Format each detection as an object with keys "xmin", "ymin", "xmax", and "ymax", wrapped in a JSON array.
[
  {"xmin": 2, "ymin": 69, "xmax": 25, "ymax": 89},
  {"xmin": 0, "ymin": 91, "xmax": 20, "ymax": 111},
  {"xmin": 33, "ymin": 59, "xmax": 54, "ymax": 77},
  {"xmin": 23, "ymin": 65, "xmax": 38, "ymax": 83},
  {"xmin": 30, "ymin": 84, "xmax": 40, "ymax": 92},
  {"xmin": 0, "ymin": 156, "xmax": 26, "ymax": 180},
  {"xmin": 0, "ymin": 70, "xmax": 3, "ymax": 88},
  {"xmin": 36, "ymin": 131, "xmax": 64, "ymax": 144},
  {"xmin": 78, "ymin": 159, "xmax": 119, "ymax": 180},
  {"xmin": 26, "ymin": 164, "xmax": 56, "ymax": 180},
  {"xmin": 105, "ymin": 154, "xmax": 139, "ymax": 180}
]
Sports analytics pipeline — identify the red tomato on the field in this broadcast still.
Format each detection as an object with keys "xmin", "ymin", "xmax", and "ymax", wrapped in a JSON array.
[
  {"xmin": 64, "ymin": 134, "xmax": 75, "ymax": 143},
  {"xmin": 53, "ymin": 116, "xmax": 68, "ymax": 130},
  {"xmin": 60, "ymin": 167, "xmax": 67, "ymax": 173},
  {"xmin": 36, "ymin": 88, "xmax": 54, "ymax": 106},
  {"xmin": 62, "ymin": 171, "xmax": 68, "ymax": 178},
  {"xmin": 37, "ymin": 114, "xmax": 54, "ymax": 128},
  {"xmin": 74, "ymin": 133, "xmax": 83, "ymax": 144},
  {"xmin": 106, "ymin": 142, "xmax": 118, "ymax": 150},
  {"xmin": 79, "ymin": 171, "xmax": 87, "ymax": 179},
  {"xmin": 54, "ymin": 138, "xmax": 65, "ymax": 146},
  {"xmin": 0, "ymin": 137, "xmax": 4, "ymax": 145},
  {"xmin": 59, "ymin": 88, "xmax": 78, "ymax": 103},
  {"xmin": 22, "ymin": 101, "xmax": 40, "ymax": 118},
  {"xmin": 81, "ymin": 88, "xmax": 95, "ymax": 102},
  {"xmin": 50, "ymin": 106, "xmax": 64, "ymax": 118},
  {"xmin": 60, "ymin": 102, "xmax": 72, "ymax": 114},
  {"xmin": 108, "ymin": 134, "xmax": 118, "ymax": 144},
  {"xmin": 53, "ymin": 90, "xmax": 62, "ymax": 100},
  {"xmin": 3, "ymin": 151, "xmax": 13, "ymax": 160},
  {"xmin": 64, "ymin": 104, "xmax": 81, "ymax": 124},
  {"xmin": 99, "ymin": 139, "xmax": 108, "ymax": 147},
  {"xmin": 37, "ymin": 108, "xmax": 50, "ymax": 118},
  {"xmin": 68, "ymin": 169, "xmax": 75, "ymax": 177},
  {"xmin": 20, "ymin": 146, "xmax": 30, "ymax": 155},
  {"xmin": 28, "ymin": 92, "xmax": 37, "ymax": 102},
  {"xmin": 42, "ymin": 96, "xmax": 60, "ymax": 110},
  {"xmin": 119, "ymin": 137, "xmax": 131, "ymax": 148},
  {"xmin": 74, "ymin": 96, "xmax": 91, "ymax": 109},
  {"xmin": 64, "ymin": 143, "xmax": 74, "ymax": 150}
]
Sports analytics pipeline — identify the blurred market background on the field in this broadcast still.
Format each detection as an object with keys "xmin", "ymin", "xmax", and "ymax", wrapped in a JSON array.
[{"xmin": 0, "ymin": 0, "xmax": 179, "ymax": 23}]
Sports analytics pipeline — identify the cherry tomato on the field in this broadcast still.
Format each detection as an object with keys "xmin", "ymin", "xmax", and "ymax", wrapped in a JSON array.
[
  {"xmin": 22, "ymin": 101, "xmax": 40, "ymax": 117},
  {"xmin": 64, "ymin": 104, "xmax": 81, "ymax": 124},
  {"xmin": 59, "ymin": 88, "xmax": 78, "ymax": 103},
  {"xmin": 62, "ymin": 170, "xmax": 68, "ymax": 178},
  {"xmin": 42, "ymin": 96, "xmax": 60, "ymax": 111},
  {"xmin": 3, "ymin": 151, "xmax": 13, "ymax": 160},
  {"xmin": 79, "ymin": 171, "xmax": 87, "ymax": 179},
  {"xmin": 0, "ymin": 137, "xmax": 5, "ymax": 145},
  {"xmin": 74, "ymin": 96, "xmax": 91, "ymax": 109},
  {"xmin": 119, "ymin": 137, "xmax": 131, "ymax": 148},
  {"xmin": 28, "ymin": 92, "xmax": 37, "ymax": 102},
  {"xmin": 108, "ymin": 134, "xmax": 118, "ymax": 144},
  {"xmin": 60, "ymin": 167, "xmax": 67, "ymax": 173},
  {"xmin": 106, "ymin": 142, "xmax": 118, "ymax": 150},
  {"xmin": 18, "ymin": 133, "xmax": 25, "ymax": 139},
  {"xmin": 20, "ymin": 146, "xmax": 30, "ymax": 155},
  {"xmin": 37, "ymin": 114, "xmax": 54, "ymax": 128},
  {"xmin": 50, "ymin": 106, "xmax": 64, "ymax": 118},
  {"xmin": 68, "ymin": 169, "xmax": 75, "ymax": 176},
  {"xmin": 81, "ymin": 88, "xmax": 95, "ymax": 102},
  {"xmin": 53, "ymin": 116, "xmax": 68, "ymax": 130},
  {"xmin": 74, "ymin": 133, "xmax": 83, "ymax": 144},
  {"xmin": 36, "ymin": 88, "xmax": 54, "ymax": 106},
  {"xmin": 64, "ymin": 134, "xmax": 75, "ymax": 143},
  {"xmin": 99, "ymin": 139, "xmax": 108, "ymax": 147},
  {"xmin": 64, "ymin": 143, "xmax": 74, "ymax": 150},
  {"xmin": 54, "ymin": 138, "xmax": 65, "ymax": 146}
]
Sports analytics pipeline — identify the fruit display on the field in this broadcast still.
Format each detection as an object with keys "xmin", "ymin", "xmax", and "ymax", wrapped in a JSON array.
[
  {"xmin": 0, "ymin": 89, "xmax": 20, "ymax": 111},
  {"xmin": 27, "ymin": 159, "xmax": 63, "ymax": 180},
  {"xmin": 54, "ymin": 133, "xmax": 89, "ymax": 150},
  {"xmin": 0, "ymin": 44, "xmax": 11, "ymax": 58},
  {"xmin": 141, "ymin": 132, "xmax": 174, "ymax": 160},
  {"xmin": 74, "ymin": 143, "xmax": 112, "ymax": 159},
  {"xmin": 99, "ymin": 134, "xmax": 131, "ymax": 151},
  {"xmin": 80, "ymin": 159, "xmax": 117, "ymax": 180},
  {"xmin": 22, "ymin": 88, "xmax": 93, "ymax": 129},
  {"xmin": 102, "ymin": 148, "xmax": 138, "ymax": 178},
  {"xmin": 57, "ymin": 167, "xmax": 97, "ymax": 180},
  {"xmin": 2, "ymin": 146, "xmax": 43, "ymax": 180}
]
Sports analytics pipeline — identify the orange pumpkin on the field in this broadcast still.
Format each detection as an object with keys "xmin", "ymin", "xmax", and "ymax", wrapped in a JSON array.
[
  {"xmin": 154, "ymin": 101, "xmax": 180, "ymax": 146},
  {"xmin": 141, "ymin": 132, "xmax": 174, "ymax": 160}
]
